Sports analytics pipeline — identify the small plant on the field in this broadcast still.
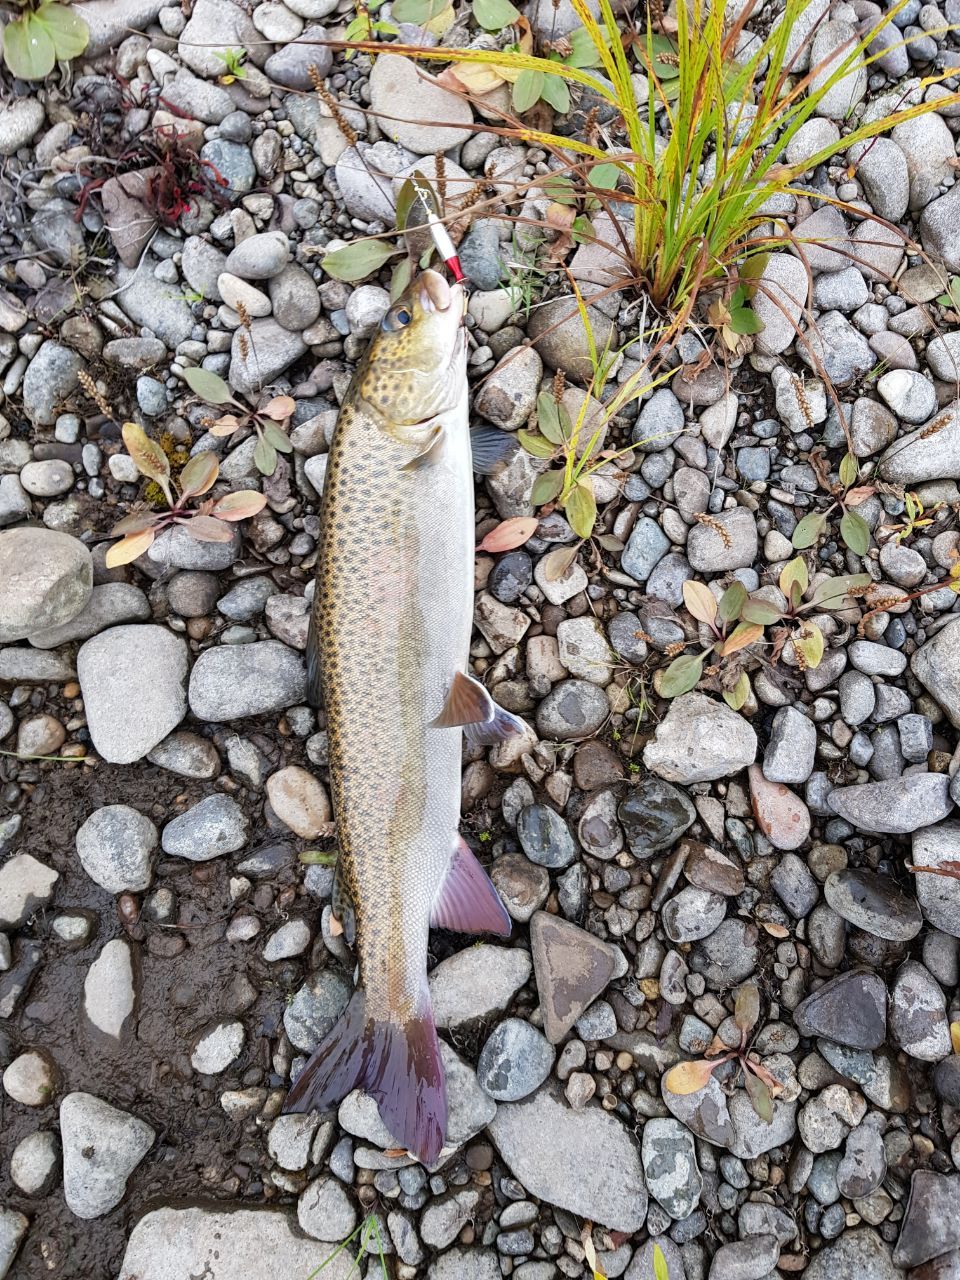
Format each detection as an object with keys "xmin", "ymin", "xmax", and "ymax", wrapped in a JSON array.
[
  {"xmin": 344, "ymin": 0, "xmax": 399, "ymax": 56},
  {"xmin": 1, "ymin": 0, "xmax": 88, "ymax": 80},
  {"xmin": 705, "ymin": 276, "xmax": 764, "ymax": 356},
  {"xmin": 214, "ymin": 46, "xmax": 246, "ymax": 83},
  {"xmin": 181, "ymin": 366, "xmax": 294, "ymax": 477},
  {"xmin": 789, "ymin": 445, "xmax": 872, "ymax": 557},
  {"xmin": 659, "ymin": 563, "xmax": 872, "ymax": 705},
  {"xmin": 104, "ymin": 423, "xmax": 266, "ymax": 568},
  {"xmin": 936, "ymin": 275, "xmax": 960, "ymax": 314},
  {"xmin": 304, "ymin": 1211, "xmax": 390, "ymax": 1279},
  {"xmin": 663, "ymin": 983, "xmax": 783, "ymax": 1123},
  {"xmin": 881, "ymin": 490, "xmax": 944, "ymax": 544}
]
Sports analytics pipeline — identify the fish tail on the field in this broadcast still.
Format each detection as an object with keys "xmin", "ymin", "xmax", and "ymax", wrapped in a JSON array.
[{"xmin": 282, "ymin": 987, "xmax": 446, "ymax": 1165}]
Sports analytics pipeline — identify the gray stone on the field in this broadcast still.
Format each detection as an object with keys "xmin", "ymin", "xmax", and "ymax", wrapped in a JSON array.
[
  {"xmin": 824, "ymin": 869, "xmax": 922, "ymax": 941},
  {"xmin": 837, "ymin": 1122, "xmax": 886, "ymax": 1199},
  {"xmin": 427, "ymin": 1248, "xmax": 500, "ymax": 1280},
  {"xmin": 799, "ymin": 311, "xmax": 873, "ymax": 386},
  {"xmin": 912, "ymin": 617, "xmax": 960, "ymax": 727},
  {"xmin": 224, "ymin": 231, "xmax": 291, "ymax": 281},
  {"xmin": 794, "ymin": 970, "xmax": 887, "ymax": 1049},
  {"xmin": 619, "ymin": 777, "xmax": 695, "ymax": 856},
  {"xmin": 889, "ymin": 960, "xmax": 951, "ymax": 1060},
  {"xmin": 662, "ymin": 887, "xmax": 726, "ymax": 943},
  {"xmin": 84, "ymin": 939, "xmax": 136, "ymax": 1039},
  {"xmin": 792, "ymin": 205, "xmax": 851, "ymax": 273},
  {"xmin": 116, "ymin": 1206, "xmax": 357, "ymax": 1279},
  {"xmin": 10, "ymin": 1130, "xmax": 59, "ymax": 1196},
  {"xmin": 297, "ymin": 1176, "xmax": 357, "ymax": 1242},
  {"xmin": 269, "ymin": 263, "xmax": 321, "ymax": 330},
  {"xmin": 526, "ymin": 288, "xmax": 618, "ymax": 385},
  {"xmin": 827, "ymin": 774, "xmax": 952, "ymax": 833},
  {"xmin": 920, "ymin": 179, "xmax": 960, "ymax": 273},
  {"xmin": 368, "ymin": 54, "xmax": 473, "ymax": 154},
  {"xmin": 161, "ymin": 795, "xmax": 248, "ymax": 861},
  {"xmin": 264, "ymin": 26, "xmax": 333, "ymax": 89},
  {"xmin": 477, "ymin": 1018, "xmax": 554, "ymax": 1101},
  {"xmin": 912, "ymin": 821, "xmax": 960, "ymax": 938},
  {"xmin": 191, "ymin": 1020, "xmax": 244, "ymax": 1073},
  {"xmin": 763, "ymin": 705, "xmax": 816, "ymax": 784},
  {"xmin": 642, "ymin": 1118, "xmax": 702, "ymax": 1220},
  {"xmin": 806, "ymin": 1228, "xmax": 901, "ymax": 1280},
  {"xmin": 894, "ymin": 112, "xmax": 956, "ymax": 210},
  {"xmin": 0, "ymin": 97, "xmax": 44, "ymax": 155},
  {"xmin": 78, "ymin": 625, "xmax": 188, "ymax": 764},
  {"xmin": 189, "ymin": 640, "xmax": 307, "ymax": 720},
  {"xmin": 686, "ymin": 507, "xmax": 757, "ymax": 572},
  {"xmin": 181, "ymin": 236, "xmax": 227, "ymax": 302},
  {"xmin": 662, "ymin": 1064, "xmax": 734, "ymax": 1148},
  {"xmin": 530, "ymin": 912, "xmax": 619, "ymax": 1043},
  {"xmin": 0, "ymin": 854, "xmax": 58, "ymax": 929},
  {"xmin": 798, "ymin": 1084, "xmax": 866, "ymax": 1153},
  {"xmin": 61, "ymin": 1091, "xmax": 154, "ymax": 1218},
  {"xmin": 643, "ymin": 692, "xmax": 757, "ymax": 784},
  {"xmin": 149, "ymin": 524, "xmax": 241, "ymax": 571},
  {"xmin": 284, "ymin": 971, "xmax": 352, "ymax": 1052},
  {"xmin": 634, "ymin": 388, "xmax": 685, "ymax": 451},
  {"xmin": 29, "ymin": 582, "xmax": 149, "ymax": 649},
  {"xmin": 622, "ymin": 516, "xmax": 670, "ymax": 582},
  {"xmin": 755, "ymin": 253, "xmax": 808, "ymax": 355},
  {"xmin": 22, "ymin": 342, "xmax": 84, "ymax": 426},
  {"xmin": 536, "ymin": 679, "xmax": 608, "ymax": 740},
  {"xmin": 847, "ymin": 138, "xmax": 909, "ymax": 222},
  {"xmin": 0, "ymin": 527, "xmax": 92, "ymax": 642},
  {"xmin": 229, "ymin": 318, "xmax": 307, "ymax": 395},
  {"xmin": 894, "ymin": 1172, "xmax": 960, "ymax": 1268},
  {"xmin": 430, "ymin": 944, "xmax": 531, "ymax": 1030},
  {"xmin": 727, "ymin": 1091, "xmax": 798, "ymax": 1160},
  {"xmin": 115, "ymin": 258, "xmax": 195, "ymax": 347},
  {"xmin": 706, "ymin": 1233, "xmax": 779, "ymax": 1279},
  {"xmin": 0, "ymin": 1210, "xmax": 28, "ymax": 1278},
  {"xmin": 877, "ymin": 369, "xmax": 936, "ymax": 424},
  {"xmin": 488, "ymin": 1085, "xmax": 647, "ymax": 1232},
  {"xmin": 517, "ymin": 805, "xmax": 577, "ymax": 869},
  {"xmin": 76, "ymin": 805, "xmax": 157, "ymax": 893}
]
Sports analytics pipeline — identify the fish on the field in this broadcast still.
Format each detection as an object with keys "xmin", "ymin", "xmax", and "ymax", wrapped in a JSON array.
[{"xmin": 283, "ymin": 267, "xmax": 524, "ymax": 1163}]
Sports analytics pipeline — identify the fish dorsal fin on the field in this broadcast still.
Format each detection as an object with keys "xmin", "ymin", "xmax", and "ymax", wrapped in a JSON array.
[
  {"xmin": 431, "ymin": 671, "xmax": 529, "ymax": 745},
  {"xmin": 471, "ymin": 425, "xmax": 517, "ymax": 476},
  {"xmin": 431, "ymin": 670, "xmax": 494, "ymax": 728},
  {"xmin": 332, "ymin": 862, "xmax": 357, "ymax": 947},
  {"xmin": 431, "ymin": 837, "xmax": 511, "ymax": 936}
]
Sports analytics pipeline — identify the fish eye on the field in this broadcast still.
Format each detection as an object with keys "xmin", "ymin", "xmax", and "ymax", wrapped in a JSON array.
[{"xmin": 382, "ymin": 305, "xmax": 412, "ymax": 332}]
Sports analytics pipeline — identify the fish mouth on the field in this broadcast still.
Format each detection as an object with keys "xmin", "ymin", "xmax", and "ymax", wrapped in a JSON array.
[{"xmin": 417, "ymin": 270, "xmax": 466, "ymax": 319}]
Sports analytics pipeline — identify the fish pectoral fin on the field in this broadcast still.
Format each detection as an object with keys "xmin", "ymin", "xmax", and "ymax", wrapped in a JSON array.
[
  {"xmin": 332, "ymin": 864, "xmax": 357, "ymax": 948},
  {"xmin": 430, "ymin": 671, "xmax": 528, "ymax": 744},
  {"xmin": 431, "ymin": 836, "xmax": 511, "ymax": 936},
  {"xmin": 471, "ymin": 425, "xmax": 517, "ymax": 476},
  {"xmin": 399, "ymin": 422, "xmax": 445, "ymax": 471},
  {"xmin": 431, "ymin": 670, "xmax": 494, "ymax": 728}
]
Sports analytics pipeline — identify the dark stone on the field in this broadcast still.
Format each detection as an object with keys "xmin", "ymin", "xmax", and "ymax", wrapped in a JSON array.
[
  {"xmin": 894, "ymin": 1172, "xmax": 960, "ymax": 1268},
  {"xmin": 794, "ymin": 970, "xmax": 888, "ymax": 1050},
  {"xmin": 488, "ymin": 551, "xmax": 533, "ymax": 604},
  {"xmin": 619, "ymin": 776, "xmax": 696, "ymax": 857}
]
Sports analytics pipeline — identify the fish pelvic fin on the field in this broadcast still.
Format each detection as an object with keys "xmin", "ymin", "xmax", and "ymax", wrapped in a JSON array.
[
  {"xmin": 432, "ymin": 836, "xmax": 512, "ymax": 937},
  {"xmin": 305, "ymin": 609, "xmax": 322, "ymax": 709},
  {"xmin": 282, "ymin": 988, "xmax": 446, "ymax": 1166},
  {"xmin": 431, "ymin": 670, "xmax": 528, "ymax": 746}
]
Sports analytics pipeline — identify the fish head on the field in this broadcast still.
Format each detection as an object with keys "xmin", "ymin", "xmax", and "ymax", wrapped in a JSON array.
[{"xmin": 358, "ymin": 269, "xmax": 467, "ymax": 425}]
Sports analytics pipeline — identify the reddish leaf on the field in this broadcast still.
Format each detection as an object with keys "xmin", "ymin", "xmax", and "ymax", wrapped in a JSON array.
[
  {"xmin": 478, "ymin": 517, "xmax": 539, "ymax": 553},
  {"xmin": 209, "ymin": 414, "xmax": 242, "ymax": 437},
  {"xmin": 182, "ymin": 515, "xmax": 235, "ymax": 543},
  {"xmin": 178, "ymin": 451, "xmax": 219, "ymax": 499},
  {"xmin": 540, "ymin": 544, "xmax": 580, "ymax": 582},
  {"xmin": 105, "ymin": 528, "xmax": 155, "ymax": 568},
  {"xmin": 211, "ymin": 490, "xmax": 267, "ymax": 521},
  {"xmin": 719, "ymin": 622, "xmax": 763, "ymax": 656},
  {"xmin": 260, "ymin": 395, "xmax": 296, "ymax": 421},
  {"xmin": 744, "ymin": 1069, "xmax": 774, "ymax": 1124},
  {"xmin": 110, "ymin": 509, "xmax": 160, "ymax": 537},
  {"xmin": 663, "ymin": 1059, "xmax": 719, "ymax": 1096}
]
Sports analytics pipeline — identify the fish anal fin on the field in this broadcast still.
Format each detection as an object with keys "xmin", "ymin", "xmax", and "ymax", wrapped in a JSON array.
[
  {"xmin": 333, "ymin": 864, "xmax": 357, "ymax": 948},
  {"xmin": 431, "ymin": 837, "xmax": 512, "ymax": 936},
  {"xmin": 283, "ymin": 987, "xmax": 446, "ymax": 1166},
  {"xmin": 431, "ymin": 670, "xmax": 494, "ymax": 729},
  {"xmin": 471, "ymin": 425, "xmax": 517, "ymax": 476}
]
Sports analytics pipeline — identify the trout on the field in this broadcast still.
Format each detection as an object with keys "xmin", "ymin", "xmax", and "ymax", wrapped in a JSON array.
[{"xmin": 283, "ymin": 268, "xmax": 523, "ymax": 1163}]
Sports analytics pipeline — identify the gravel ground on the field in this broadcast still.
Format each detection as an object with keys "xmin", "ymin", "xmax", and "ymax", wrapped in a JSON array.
[{"xmin": 1, "ymin": 0, "xmax": 960, "ymax": 1277}]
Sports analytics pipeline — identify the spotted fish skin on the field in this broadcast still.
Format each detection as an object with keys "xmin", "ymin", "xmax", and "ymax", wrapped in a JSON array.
[{"xmin": 283, "ymin": 270, "xmax": 512, "ymax": 1163}]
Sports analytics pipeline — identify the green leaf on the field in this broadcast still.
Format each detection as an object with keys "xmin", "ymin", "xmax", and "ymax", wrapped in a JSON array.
[
  {"xmin": 253, "ymin": 435, "xmax": 277, "ymax": 475},
  {"xmin": 588, "ymin": 162, "xmax": 620, "ymax": 191},
  {"xmin": 740, "ymin": 597, "xmax": 782, "ymax": 625},
  {"xmin": 41, "ymin": 3, "xmax": 89, "ymax": 59},
  {"xmin": 392, "ymin": 0, "xmax": 446, "ymax": 21},
  {"xmin": 543, "ymin": 175, "xmax": 577, "ymax": 205},
  {"xmin": 3, "ymin": 11, "xmax": 55, "ymax": 79},
  {"xmin": 321, "ymin": 239, "xmax": 397, "ymax": 282},
  {"xmin": 744, "ymin": 1069, "xmax": 774, "ymax": 1124},
  {"xmin": 531, "ymin": 469, "xmax": 565, "ymax": 505},
  {"xmin": 566, "ymin": 24, "xmax": 606, "ymax": 68},
  {"xmin": 178, "ymin": 451, "xmax": 219, "ymax": 499},
  {"xmin": 539, "ymin": 71, "xmax": 570, "ymax": 114},
  {"xmin": 682, "ymin": 580, "xmax": 718, "ymax": 626},
  {"xmin": 537, "ymin": 392, "xmax": 567, "ymax": 444},
  {"xmin": 723, "ymin": 671, "xmax": 750, "ymax": 711},
  {"xmin": 653, "ymin": 1243, "xmax": 670, "ymax": 1280},
  {"xmin": 658, "ymin": 652, "xmax": 703, "ymax": 698},
  {"xmin": 840, "ymin": 509, "xmax": 870, "ymax": 556},
  {"xmin": 394, "ymin": 179, "xmax": 419, "ymax": 232},
  {"xmin": 182, "ymin": 366, "xmax": 233, "ymax": 405},
  {"xmin": 390, "ymin": 257, "xmax": 413, "ymax": 302},
  {"xmin": 729, "ymin": 306, "xmax": 763, "ymax": 336},
  {"xmin": 792, "ymin": 511, "xmax": 827, "ymax": 549},
  {"xmin": 121, "ymin": 422, "xmax": 171, "ymax": 500},
  {"xmin": 517, "ymin": 429, "xmax": 557, "ymax": 459},
  {"xmin": 839, "ymin": 452, "xmax": 858, "ymax": 488},
  {"xmin": 512, "ymin": 68, "xmax": 544, "ymax": 113},
  {"xmin": 718, "ymin": 581, "xmax": 747, "ymax": 623},
  {"xmin": 572, "ymin": 214, "xmax": 595, "ymax": 244},
  {"xmin": 473, "ymin": 0, "xmax": 520, "ymax": 30},
  {"xmin": 808, "ymin": 573, "xmax": 871, "ymax": 610},
  {"xmin": 793, "ymin": 620, "xmax": 824, "ymax": 669},
  {"xmin": 564, "ymin": 479, "xmax": 597, "ymax": 539},
  {"xmin": 735, "ymin": 983, "xmax": 761, "ymax": 1033},
  {"xmin": 778, "ymin": 556, "xmax": 809, "ymax": 604},
  {"xmin": 262, "ymin": 422, "xmax": 293, "ymax": 453}
]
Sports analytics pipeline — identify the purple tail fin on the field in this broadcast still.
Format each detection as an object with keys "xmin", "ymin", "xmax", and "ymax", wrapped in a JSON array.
[{"xmin": 282, "ymin": 989, "xmax": 446, "ymax": 1165}]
